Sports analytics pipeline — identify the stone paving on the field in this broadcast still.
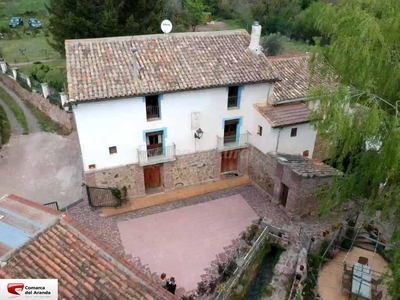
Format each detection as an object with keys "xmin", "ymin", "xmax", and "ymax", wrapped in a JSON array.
[
  {"xmin": 68, "ymin": 183, "xmax": 357, "ymax": 298},
  {"xmin": 67, "ymin": 184, "xmax": 291, "ymax": 256}
]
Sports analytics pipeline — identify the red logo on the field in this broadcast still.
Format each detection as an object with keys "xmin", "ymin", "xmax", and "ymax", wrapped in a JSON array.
[{"xmin": 7, "ymin": 283, "xmax": 24, "ymax": 295}]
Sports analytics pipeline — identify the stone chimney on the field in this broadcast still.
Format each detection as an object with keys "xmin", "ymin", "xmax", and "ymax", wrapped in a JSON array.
[{"xmin": 249, "ymin": 21, "xmax": 262, "ymax": 54}]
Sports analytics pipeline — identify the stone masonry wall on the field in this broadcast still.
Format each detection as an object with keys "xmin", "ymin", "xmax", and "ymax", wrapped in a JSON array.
[
  {"xmin": 0, "ymin": 74, "xmax": 72, "ymax": 135},
  {"xmin": 248, "ymin": 146, "xmax": 277, "ymax": 196},
  {"xmin": 237, "ymin": 149, "xmax": 249, "ymax": 175},
  {"xmin": 170, "ymin": 150, "xmax": 219, "ymax": 188},
  {"xmin": 294, "ymin": 176, "xmax": 332, "ymax": 218},
  {"xmin": 85, "ymin": 164, "xmax": 145, "ymax": 198}
]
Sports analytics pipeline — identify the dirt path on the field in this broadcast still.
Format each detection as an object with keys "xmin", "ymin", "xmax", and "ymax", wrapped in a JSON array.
[
  {"xmin": 9, "ymin": 59, "xmax": 60, "ymax": 67},
  {"xmin": 0, "ymin": 82, "xmax": 41, "ymax": 133},
  {"xmin": 0, "ymin": 132, "xmax": 83, "ymax": 209},
  {"xmin": 0, "ymin": 98, "xmax": 23, "ymax": 135}
]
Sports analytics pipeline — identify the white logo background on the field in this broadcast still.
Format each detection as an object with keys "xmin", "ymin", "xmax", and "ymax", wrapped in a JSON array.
[{"xmin": 0, "ymin": 279, "xmax": 58, "ymax": 300}]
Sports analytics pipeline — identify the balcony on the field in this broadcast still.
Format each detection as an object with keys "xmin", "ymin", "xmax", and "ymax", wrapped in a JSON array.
[
  {"xmin": 137, "ymin": 144, "xmax": 176, "ymax": 166},
  {"xmin": 216, "ymin": 132, "xmax": 249, "ymax": 152},
  {"xmin": 146, "ymin": 105, "xmax": 160, "ymax": 120}
]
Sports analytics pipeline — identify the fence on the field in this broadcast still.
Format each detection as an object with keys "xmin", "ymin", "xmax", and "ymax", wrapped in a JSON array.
[
  {"xmin": 85, "ymin": 185, "xmax": 123, "ymax": 208},
  {"xmin": 2, "ymin": 63, "xmax": 62, "ymax": 107},
  {"xmin": 44, "ymin": 201, "xmax": 60, "ymax": 211},
  {"xmin": 216, "ymin": 225, "xmax": 271, "ymax": 300}
]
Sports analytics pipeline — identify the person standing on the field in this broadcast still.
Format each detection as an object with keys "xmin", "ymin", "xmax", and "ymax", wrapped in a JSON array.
[
  {"xmin": 166, "ymin": 277, "xmax": 176, "ymax": 295},
  {"xmin": 159, "ymin": 273, "xmax": 167, "ymax": 288}
]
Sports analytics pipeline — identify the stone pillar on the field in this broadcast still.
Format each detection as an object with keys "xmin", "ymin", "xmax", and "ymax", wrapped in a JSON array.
[
  {"xmin": 135, "ymin": 166, "xmax": 146, "ymax": 196},
  {"xmin": 11, "ymin": 67, "xmax": 18, "ymax": 80},
  {"xmin": 163, "ymin": 162, "xmax": 174, "ymax": 190},
  {"xmin": 0, "ymin": 61, "xmax": 6, "ymax": 74},
  {"xmin": 60, "ymin": 92, "xmax": 69, "ymax": 111},
  {"xmin": 26, "ymin": 77, "xmax": 31, "ymax": 88},
  {"xmin": 41, "ymin": 83, "xmax": 49, "ymax": 98},
  {"xmin": 213, "ymin": 150, "xmax": 221, "ymax": 179}
]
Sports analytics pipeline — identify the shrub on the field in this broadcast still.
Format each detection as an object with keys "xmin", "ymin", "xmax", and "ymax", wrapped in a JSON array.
[
  {"xmin": 262, "ymin": 33, "xmax": 285, "ymax": 56},
  {"xmin": 196, "ymin": 281, "xmax": 207, "ymax": 296},
  {"xmin": 43, "ymin": 28, "xmax": 50, "ymax": 37},
  {"xmin": 31, "ymin": 28, "xmax": 39, "ymax": 38},
  {"xmin": 14, "ymin": 30, "xmax": 23, "ymax": 39}
]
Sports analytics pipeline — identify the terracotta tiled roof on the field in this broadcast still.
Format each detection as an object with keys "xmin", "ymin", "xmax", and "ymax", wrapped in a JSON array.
[
  {"xmin": 254, "ymin": 103, "xmax": 311, "ymax": 127},
  {"xmin": 269, "ymin": 54, "xmax": 336, "ymax": 103},
  {"xmin": 269, "ymin": 152, "xmax": 341, "ymax": 178},
  {"xmin": 65, "ymin": 30, "xmax": 279, "ymax": 102},
  {"xmin": 0, "ymin": 195, "xmax": 176, "ymax": 300}
]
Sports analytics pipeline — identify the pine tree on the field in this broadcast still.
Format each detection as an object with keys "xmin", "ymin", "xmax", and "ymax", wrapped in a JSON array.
[
  {"xmin": 46, "ymin": 0, "xmax": 167, "ymax": 55},
  {"xmin": 308, "ymin": 0, "xmax": 400, "ymax": 296}
]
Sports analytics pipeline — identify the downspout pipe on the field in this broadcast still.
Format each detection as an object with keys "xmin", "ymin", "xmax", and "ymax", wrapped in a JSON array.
[{"xmin": 276, "ymin": 127, "xmax": 283, "ymax": 152}]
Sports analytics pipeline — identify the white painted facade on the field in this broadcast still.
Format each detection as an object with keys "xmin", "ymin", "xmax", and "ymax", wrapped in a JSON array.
[
  {"xmin": 74, "ymin": 83, "xmax": 275, "ymax": 171},
  {"xmin": 250, "ymin": 109, "xmax": 317, "ymax": 158}
]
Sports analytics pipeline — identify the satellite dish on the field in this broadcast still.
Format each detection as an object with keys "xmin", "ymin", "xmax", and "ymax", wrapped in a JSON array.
[{"xmin": 161, "ymin": 19, "xmax": 172, "ymax": 34}]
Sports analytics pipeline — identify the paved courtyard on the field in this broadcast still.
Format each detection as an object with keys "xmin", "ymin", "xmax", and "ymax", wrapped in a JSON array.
[
  {"xmin": 119, "ymin": 194, "xmax": 258, "ymax": 294},
  {"xmin": 68, "ymin": 184, "xmax": 352, "ymax": 296}
]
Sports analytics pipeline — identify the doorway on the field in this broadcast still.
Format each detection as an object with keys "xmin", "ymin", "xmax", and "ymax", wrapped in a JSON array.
[
  {"xmin": 221, "ymin": 150, "xmax": 238, "ymax": 173},
  {"xmin": 280, "ymin": 183, "xmax": 289, "ymax": 207},
  {"xmin": 223, "ymin": 119, "xmax": 238, "ymax": 144},
  {"xmin": 144, "ymin": 165, "xmax": 161, "ymax": 192},
  {"xmin": 146, "ymin": 131, "xmax": 163, "ymax": 157}
]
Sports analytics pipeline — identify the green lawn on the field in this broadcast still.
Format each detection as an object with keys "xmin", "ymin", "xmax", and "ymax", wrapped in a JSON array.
[
  {"xmin": 17, "ymin": 59, "xmax": 66, "ymax": 75},
  {"xmin": 282, "ymin": 39, "xmax": 314, "ymax": 55},
  {"xmin": 0, "ymin": 86, "xmax": 29, "ymax": 134},
  {"xmin": 0, "ymin": 103, "xmax": 11, "ymax": 146},
  {"xmin": 1, "ymin": 34, "xmax": 60, "ymax": 63}
]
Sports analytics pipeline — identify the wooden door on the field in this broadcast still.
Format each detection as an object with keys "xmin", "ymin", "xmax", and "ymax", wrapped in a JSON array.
[
  {"xmin": 224, "ymin": 120, "xmax": 238, "ymax": 144},
  {"xmin": 221, "ymin": 151, "xmax": 238, "ymax": 173},
  {"xmin": 144, "ymin": 165, "xmax": 161, "ymax": 189},
  {"xmin": 146, "ymin": 131, "xmax": 163, "ymax": 157},
  {"xmin": 280, "ymin": 183, "xmax": 289, "ymax": 207}
]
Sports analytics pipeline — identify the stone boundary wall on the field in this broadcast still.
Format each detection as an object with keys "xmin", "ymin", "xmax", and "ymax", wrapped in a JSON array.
[
  {"xmin": 85, "ymin": 164, "xmax": 146, "ymax": 199},
  {"xmin": 0, "ymin": 74, "xmax": 72, "ymax": 135}
]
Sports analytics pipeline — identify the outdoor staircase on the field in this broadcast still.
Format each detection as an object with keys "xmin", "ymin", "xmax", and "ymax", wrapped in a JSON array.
[{"xmin": 353, "ymin": 228, "xmax": 382, "ymax": 252}]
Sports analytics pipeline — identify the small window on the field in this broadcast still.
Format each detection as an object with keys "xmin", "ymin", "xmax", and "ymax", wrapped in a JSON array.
[
  {"xmin": 257, "ymin": 125, "xmax": 263, "ymax": 136},
  {"xmin": 88, "ymin": 164, "xmax": 96, "ymax": 169},
  {"xmin": 109, "ymin": 146, "xmax": 117, "ymax": 154},
  {"xmin": 303, "ymin": 150, "xmax": 309, "ymax": 157},
  {"xmin": 145, "ymin": 95, "xmax": 160, "ymax": 120},
  {"xmin": 227, "ymin": 86, "xmax": 239, "ymax": 108},
  {"xmin": 290, "ymin": 128, "xmax": 298, "ymax": 137}
]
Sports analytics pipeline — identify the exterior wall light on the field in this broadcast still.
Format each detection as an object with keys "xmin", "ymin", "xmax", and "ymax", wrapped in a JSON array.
[{"xmin": 194, "ymin": 128, "xmax": 203, "ymax": 139}]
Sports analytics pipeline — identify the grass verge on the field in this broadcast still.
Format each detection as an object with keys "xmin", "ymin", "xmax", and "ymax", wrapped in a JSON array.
[
  {"xmin": 0, "ymin": 103, "xmax": 11, "ymax": 146},
  {"xmin": 0, "ymin": 86, "xmax": 29, "ymax": 134},
  {"xmin": 22, "ymin": 100, "xmax": 63, "ymax": 134}
]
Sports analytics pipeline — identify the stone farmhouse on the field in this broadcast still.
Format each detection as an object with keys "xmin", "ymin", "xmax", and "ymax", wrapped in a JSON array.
[{"xmin": 65, "ymin": 22, "xmax": 336, "ymax": 218}]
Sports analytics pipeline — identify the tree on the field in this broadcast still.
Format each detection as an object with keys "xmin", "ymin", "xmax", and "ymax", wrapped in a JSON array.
[
  {"xmin": 186, "ymin": 0, "xmax": 207, "ymax": 31},
  {"xmin": 46, "ymin": 0, "xmax": 167, "ymax": 55},
  {"xmin": 262, "ymin": 32, "xmax": 284, "ymax": 56},
  {"xmin": 308, "ymin": 0, "xmax": 400, "ymax": 297}
]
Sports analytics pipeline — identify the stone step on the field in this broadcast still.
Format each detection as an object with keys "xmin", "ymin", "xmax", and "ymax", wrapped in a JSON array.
[
  {"xmin": 354, "ymin": 242, "xmax": 376, "ymax": 252},
  {"xmin": 355, "ymin": 236, "xmax": 375, "ymax": 244}
]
